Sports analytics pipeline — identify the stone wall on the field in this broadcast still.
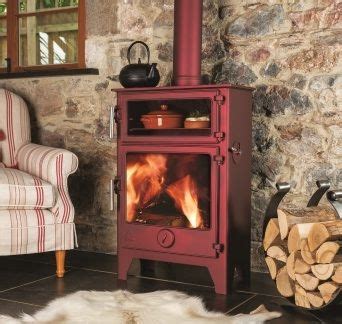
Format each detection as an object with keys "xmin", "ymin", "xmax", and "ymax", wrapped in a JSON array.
[
  {"xmin": 1, "ymin": 0, "xmax": 340, "ymax": 271},
  {"xmin": 216, "ymin": 0, "xmax": 341, "ymax": 270}
]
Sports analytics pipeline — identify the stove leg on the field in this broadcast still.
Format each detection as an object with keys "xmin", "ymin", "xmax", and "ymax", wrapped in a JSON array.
[
  {"xmin": 208, "ymin": 264, "xmax": 228, "ymax": 295},
  {"xmin": 118, "ymin": 254, "xmax": 133, "ymax": 280}
]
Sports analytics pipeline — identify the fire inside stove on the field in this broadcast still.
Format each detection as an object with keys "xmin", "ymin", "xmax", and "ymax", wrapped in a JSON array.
[{"xmin": 126, "ymin": 153, "xmax": 210, "ymax": 229}]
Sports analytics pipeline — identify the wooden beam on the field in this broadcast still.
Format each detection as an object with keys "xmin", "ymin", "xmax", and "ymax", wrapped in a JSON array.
[{"xmin": 26, "ymin": 0, "xmax": 37, "ymax": 65}]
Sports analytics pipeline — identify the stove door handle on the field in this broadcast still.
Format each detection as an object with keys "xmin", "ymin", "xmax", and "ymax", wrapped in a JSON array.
[
  {"xmin": 110, "ymin": 179, "xmax": 115, "ymax": 211},
  {"xmin": 109, "ymin": 106, "xmax": 116, "ymax": 139}
]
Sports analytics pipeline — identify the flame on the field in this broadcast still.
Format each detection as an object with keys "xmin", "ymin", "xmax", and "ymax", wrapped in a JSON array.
[
  {"xmin": 166, "ymin": 175, "xmax": 203, "ymax": 228},
  {"xmin": 126, "ymin": 163, "xmax": 140, "ymax": 222},
  {"xmin": 126, "ymin": 154, "xmax": 167, "ymax": 222}
]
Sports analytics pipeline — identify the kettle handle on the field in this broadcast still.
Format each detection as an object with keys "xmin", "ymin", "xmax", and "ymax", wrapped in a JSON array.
[{"xmin": 127, "ymin": 41, "xmax": 150, "ymax": 64}]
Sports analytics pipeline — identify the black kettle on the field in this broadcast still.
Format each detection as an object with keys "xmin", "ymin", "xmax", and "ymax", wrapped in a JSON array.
[{"xmin": 119, "ymin": 41, "xmax": 160, "ymax": 88}]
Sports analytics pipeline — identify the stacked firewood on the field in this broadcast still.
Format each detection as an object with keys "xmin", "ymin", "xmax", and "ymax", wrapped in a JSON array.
[{"xmin": 263, "ymin": 205, "xmax": 342, "ymax": 309}]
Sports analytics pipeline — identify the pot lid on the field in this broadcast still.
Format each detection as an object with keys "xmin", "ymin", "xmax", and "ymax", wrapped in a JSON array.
[{"xmin": 145, "ymin": 105, "xmax": 181, "ymax": 116}]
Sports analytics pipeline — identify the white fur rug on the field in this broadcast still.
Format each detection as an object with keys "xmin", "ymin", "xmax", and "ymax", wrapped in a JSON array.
[{"xmin": 0, "ymin": 290, "xmax": 281, "ymax": 324}]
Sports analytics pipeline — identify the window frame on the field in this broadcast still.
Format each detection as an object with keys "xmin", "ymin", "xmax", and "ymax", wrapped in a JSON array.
[{"xmin": 1, "ymin": 0, "xmax": 85, "ymax": 73}]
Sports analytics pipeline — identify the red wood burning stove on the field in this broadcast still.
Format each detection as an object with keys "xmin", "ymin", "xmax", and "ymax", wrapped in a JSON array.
[{"xmin": 110, "ymin": 0, "xmax": 253, "ymax": 294}]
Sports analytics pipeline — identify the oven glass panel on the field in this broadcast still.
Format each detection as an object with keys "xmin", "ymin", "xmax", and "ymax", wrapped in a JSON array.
[
  {"xmin": 127, "ymin": 99, "xmax": 211, "ymax": 136},
  {"xmin": 126, "ymin": 153, "xmax": 210, "ymax": 229}
]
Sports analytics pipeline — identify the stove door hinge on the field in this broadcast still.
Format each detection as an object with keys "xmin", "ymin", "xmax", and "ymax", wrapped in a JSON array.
[
  {"xmin": 113, "ymin": 176, "xmax": 121, "ymax": 194},
  {"xmin": 114, "ymin": 105, "xmax": 121, "ymax": 123},
  {"xmin": 213, "ymin": 243, "xmax": 224, "ymax": 253},
  {"xmin": 109, "ymin": 105, "xmax": 120, "ymax": 139},
  {"xmin": 110, "ymin": 177, "xmax": 121, "ymax": 211},
  {"xmin": 214, "ymin": 91, "xmax": 225, "ymax": 106},
  {"xmin": 214, "ymin": 132, "xmax": 225, "ymax": 143},
  {"xmin": 213, "ymin": 155, "xmax": 225, "ymax": 165}
]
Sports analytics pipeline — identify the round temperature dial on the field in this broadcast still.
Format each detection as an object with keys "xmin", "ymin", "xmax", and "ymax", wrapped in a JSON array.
[{"xmin": 157, "ymin": 229, "xmax": 175, "ymax": 248}]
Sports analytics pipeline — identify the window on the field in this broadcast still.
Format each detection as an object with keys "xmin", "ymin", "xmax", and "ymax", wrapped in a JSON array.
[{"xmin": 0, "ymin": 0, "xmax": 85, "ymax": 73}]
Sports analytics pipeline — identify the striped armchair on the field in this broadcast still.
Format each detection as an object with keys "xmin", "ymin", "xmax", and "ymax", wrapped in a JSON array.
[{"xmin": 0, "ymin": 89, "xmax": 78, "ymax": 277}]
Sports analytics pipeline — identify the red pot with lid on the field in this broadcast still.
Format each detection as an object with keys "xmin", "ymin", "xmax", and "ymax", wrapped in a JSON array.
[{"xmin": 140, "ymin": 105, "xmax": 183, "ymax": 129}]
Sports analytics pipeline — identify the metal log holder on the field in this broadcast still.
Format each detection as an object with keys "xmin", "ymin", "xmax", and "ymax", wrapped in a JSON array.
[{"xmin": 263, "ymin": 179, "xmax": 342, "ymax": 310}]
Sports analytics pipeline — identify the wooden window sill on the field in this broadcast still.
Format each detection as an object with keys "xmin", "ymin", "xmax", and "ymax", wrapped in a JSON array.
[{"xmin": 0, "ymin": 68, "xmax": 99, "ymax": 79}]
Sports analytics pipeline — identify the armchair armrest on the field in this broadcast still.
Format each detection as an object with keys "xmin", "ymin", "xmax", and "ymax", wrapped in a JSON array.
[
  {"xmin": 17, "ymin": 143, "xmax": 78, "ymax": 223},
  {"xmin": 17, "ymin": 143, "xmax": 78, "ymax": 185}
]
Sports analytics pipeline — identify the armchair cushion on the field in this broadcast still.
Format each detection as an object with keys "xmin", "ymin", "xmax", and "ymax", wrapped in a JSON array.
[{"xmin": 0, "ymin": 168, "xmax": 55, "ymax": 209}]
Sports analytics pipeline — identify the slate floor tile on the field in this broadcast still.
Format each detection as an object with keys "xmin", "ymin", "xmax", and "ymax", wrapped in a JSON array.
[
  {"xmin": 0, "ymin": 299, "xmax": 40, "ymax": 317},
  {"xmin": 235, "ymin": 272, "xmax": 280, "ymax": 297},
  {"xmin": 0, "ymin": 269, "xmax": 119, "ymax": 306},
  {"xmin": 12, "ymin": 250, "xmax": 119, "ymax": 273},
  {"xmin": 0, "ymin": 258, "xmax": 56, "ymax": 292}
]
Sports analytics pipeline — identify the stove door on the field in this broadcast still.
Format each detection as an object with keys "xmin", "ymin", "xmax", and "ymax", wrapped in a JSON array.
[
  {"xmin": 117, "ymin": 88, "xmax": 226, "ymax": 144},
  {"xmin": 117, "ymin": 146, "xmax": 221, "ymax": 258}
]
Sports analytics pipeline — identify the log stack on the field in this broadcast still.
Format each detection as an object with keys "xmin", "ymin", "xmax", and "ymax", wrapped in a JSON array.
[{"xmin": 263, "ymin": 205, "xmax": 342, "ymax": 309}]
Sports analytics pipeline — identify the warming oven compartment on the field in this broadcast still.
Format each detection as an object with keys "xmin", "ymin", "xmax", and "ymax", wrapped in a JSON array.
[
  {"xmin": 118, "ymin": 145, "xmax": 220, "ymax": 258},
  {"xmin": 117, "ymin": 89, "xmax": 225, "ymax": 144}
]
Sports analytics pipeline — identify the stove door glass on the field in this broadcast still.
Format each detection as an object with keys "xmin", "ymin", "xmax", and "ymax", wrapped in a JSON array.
[{"xmin": 126, "ymin": 153, "xmax": 210, "ymax": 229}]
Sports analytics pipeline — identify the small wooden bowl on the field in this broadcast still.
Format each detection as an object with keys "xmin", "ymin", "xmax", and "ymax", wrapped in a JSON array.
[{"xmin": 184, "ymin": 120, "xmax": 210, "ymax": 129}]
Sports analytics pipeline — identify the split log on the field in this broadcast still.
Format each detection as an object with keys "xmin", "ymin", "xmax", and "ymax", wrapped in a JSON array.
[
  {"xmin": 286, "ymin": 251, "xmax": 297, "ymax": 280},
  {"xmin": 295, "ymin": 273, "xmax": 320, "ymax": 291},
  {"xmin": 331, "ymin": 266, "xmax": 342, "ymax": 284},
  {"xmin": 311, "ymin": 264, "xmax": 335, "ymax": 280},
  {"xmin": 311, "ymin": 255, "xmax": 342, "ymax": 280},
  {"xmin": 300, "ymin": 239, "xmax": 316, "ymax": 265},
  {"xmin": 263, "ymin": 219, "xmax": 280, "ymax": 251},
  {"xmin": 265, "ymin": 257, "xmax": 284, "ymax": 280},
  {"xmin": 288, "ymin": 223, "xmax": 315, "ymax": 253},
  {"xmin": 318, "ymin": 281, "xmax": 339, "ymax": 304},
  {"xmin": 294, "ymin": 255, "xmax": 311, "ymax": 274},
  {"xmin": 316, "ymin": 241, "xmax": 340, "ymax": 263},
  {"xmin": 306, "ymin": 292, "xmax": 324, "ymax": 308},
  {"xmin": 276, "ymin": 266, "xmax": 295, "ymax": 297},
  {"xmin": 277, "ymin": 206, "xmax": 336, "ymax": 239},
  {"xmin": 294, "ymin": 284, "xmax": 310, "ymax": 308},
  {"xmin": 266, "ymin": 245, "xmax": 287, "ymax": 263},
  {"xmin": 308, "ymin": 220, "xmax": 342, "ymax": 251}
]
